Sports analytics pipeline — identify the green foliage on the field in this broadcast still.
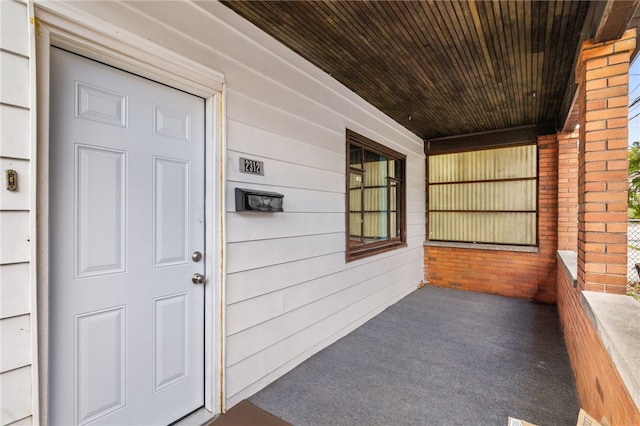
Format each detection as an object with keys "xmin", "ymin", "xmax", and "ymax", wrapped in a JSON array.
[
  {"xmin": 629, "ymin": 141, "xmax": 640, "ymax": 218},
  {"xmin": 630, "ymin": 141, "xmax": 640, "ymax": 173}
]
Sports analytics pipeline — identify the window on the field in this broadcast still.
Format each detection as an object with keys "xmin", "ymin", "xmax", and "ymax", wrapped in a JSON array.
[
  {"xmin": 347, "ymin": 130, "xmax": 406, "ymax": 260},
  {"xmin": 427, "ymin": 144, "xmax": 537, "ymax": 246}
]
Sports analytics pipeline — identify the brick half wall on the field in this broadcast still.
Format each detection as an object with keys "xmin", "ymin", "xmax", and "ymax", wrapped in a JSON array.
[
  {"xmin": 557, "ymin": 261, "xmax": 640, "ymax": 425},
  {"xmin": 424, "ymin": 135, "xmax": 558, "ymax": 302}
]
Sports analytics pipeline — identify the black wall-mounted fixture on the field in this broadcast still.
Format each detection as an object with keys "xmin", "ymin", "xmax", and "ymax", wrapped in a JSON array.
[{"xmin": 235, "ymin": 188, "xmax": 284, "ymax": 212}]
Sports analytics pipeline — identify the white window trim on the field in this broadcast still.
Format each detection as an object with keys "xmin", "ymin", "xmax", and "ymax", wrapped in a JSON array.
[{"xmin": 33, "ymin": 3, "xmax": 227, "ymax": 422}]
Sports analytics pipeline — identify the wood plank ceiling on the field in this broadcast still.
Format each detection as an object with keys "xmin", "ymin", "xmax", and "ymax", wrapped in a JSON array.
[{"xmin": 221, "ymin": 1, "xmax": 591, "ymax": 140}]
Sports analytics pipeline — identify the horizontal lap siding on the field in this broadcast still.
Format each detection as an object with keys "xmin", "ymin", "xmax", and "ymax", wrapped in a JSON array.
[
  {"xmin": 75, "ymin": 1, "xmax": 426, "ymax": 407},
  {"xmin": 222, "ymin": 21, "xmax": 426, "ymax": 404},
  {"xmin": 1, "ymin": 1, "xmax": 34, "ymax": 425}
]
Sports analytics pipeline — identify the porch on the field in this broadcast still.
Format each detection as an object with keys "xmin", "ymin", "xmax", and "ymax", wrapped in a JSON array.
[
  {"xmin": 216, "ymin": 285, "xmax": 579, "ymax": 426},
  {"xmin": 3, "ymin": 1, "xmax": 640, "ymax": 425}
]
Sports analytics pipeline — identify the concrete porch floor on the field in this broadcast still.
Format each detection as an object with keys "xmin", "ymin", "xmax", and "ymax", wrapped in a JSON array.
[{"xmin": 247, "ymin": 285, "xmax": 580, "ymax": 426}]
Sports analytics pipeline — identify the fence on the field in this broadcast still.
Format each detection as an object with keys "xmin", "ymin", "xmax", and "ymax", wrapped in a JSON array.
[{"xmin": 628, "ymin": 219, "xmax": 640, "ymax": 284}]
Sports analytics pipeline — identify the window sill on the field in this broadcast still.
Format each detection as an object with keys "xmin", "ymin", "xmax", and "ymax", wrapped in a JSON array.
[
  {"xmin": 557, "ymin": 250, "xmax": 578, "ymax": 287},
  {"xmin": 581, "ymin": 291, "xmax": 640, "ymax": 409},
  {"xmin": 347, "ymin": 242, "xmax": 406, "ymax": 262},
  {"xmin": 423, "ymin": 240, "xmax": 538, "ymax": 253},
  {"xmin": 557, "ymin": 250, "xmax": 640, "ymax": 409}
]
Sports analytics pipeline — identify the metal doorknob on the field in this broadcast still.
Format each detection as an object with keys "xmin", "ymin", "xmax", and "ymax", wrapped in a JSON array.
[{"xmin": 192, "ymin": 273, "xmax": 205, "ymax": 284}]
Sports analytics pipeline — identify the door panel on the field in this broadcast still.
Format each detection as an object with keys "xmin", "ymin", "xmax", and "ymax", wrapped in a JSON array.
[
  {"xmin": 50, "ymin": 47, "xmax": 206, "ymax": 425},
  {"xmin": 75, "ymin": 145, "xmax": 126, "ymax": 277}
]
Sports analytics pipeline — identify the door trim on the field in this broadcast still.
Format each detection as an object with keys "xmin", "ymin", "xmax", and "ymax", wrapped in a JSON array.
[{"xmin": 34, "ymin": 4, "xmax": 227, "ymax": 423}]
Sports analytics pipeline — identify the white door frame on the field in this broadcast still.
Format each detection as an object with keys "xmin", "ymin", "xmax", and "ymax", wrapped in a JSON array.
[{"xmin": 34, "ymin": 3, "xmax": 226, "ymax": 423}]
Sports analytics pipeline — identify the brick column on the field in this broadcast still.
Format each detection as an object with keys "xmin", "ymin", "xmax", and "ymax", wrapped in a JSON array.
[
  {"xmin": 557, "ymin": 132, "xmax": 579, "ymax": 252},
  {"xmin": 536, "ymin": 134, "xmax": 559, "ymax": 303},
  {"xmin": 577, "ymin": 29, "xmax": 635, "ymax": 294}
]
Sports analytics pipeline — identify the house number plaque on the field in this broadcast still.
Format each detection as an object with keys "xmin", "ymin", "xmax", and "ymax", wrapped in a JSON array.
[{"xmin": 239, "ymin": 157, "xmax": 264, "ymax": 176}]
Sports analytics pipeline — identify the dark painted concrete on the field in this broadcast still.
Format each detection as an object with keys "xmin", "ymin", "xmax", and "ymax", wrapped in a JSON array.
[{"xmin": 250, "ymin": 286, "xmax": 579, "ymax": 426}]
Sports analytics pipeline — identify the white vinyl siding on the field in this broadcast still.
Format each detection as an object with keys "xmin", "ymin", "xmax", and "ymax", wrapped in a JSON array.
[
  {"xmin": 428, "ymin": 144, "xmax": 537, "ymax": 246},
  {"xmin": 0, "ymin": 1, "xmax": 35, "ymax": 425},
  {"xmin": 51, "ymin": 0, "xmax": 426, "ymax": 409}
]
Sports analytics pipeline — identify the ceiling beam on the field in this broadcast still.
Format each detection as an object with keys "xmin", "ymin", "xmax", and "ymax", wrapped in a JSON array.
[
  {"xmin": 425, "ymin": 124, "xmax": 553, "ymax": 154},
  {"xmin": 594, "ymin": 0, "xmax": 639, "ymax": 43}
]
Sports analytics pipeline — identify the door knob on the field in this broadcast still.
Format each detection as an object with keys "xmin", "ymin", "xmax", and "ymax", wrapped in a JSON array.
[
  {"xmin": 192, "ymin": 251, "xmax": 203, "ymax": 262},
  {"xmin": 192, "ymin": 273, "xmax": 205, "ymax": 284}
]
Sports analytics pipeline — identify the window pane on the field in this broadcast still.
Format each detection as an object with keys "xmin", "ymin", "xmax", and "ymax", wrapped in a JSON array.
[
  {"xmin": 429, "ymin": 180, "xmax": 536, "ymax": 211},
  {"xmin": 349, "ymin": 172, "xmax": 363, "ymax": 244},
  {"xmin": 364, "ymin": 151, "xmax": 387, "ymax": 187},
  {"xmin": 429, "ymin": 144, "xmax": 536, "ymax": 183},
  {"xmin": 429, "ymin": 212, "xmax": 536, "ymax": 245},
  {"xmin": 427, "ymin": 144, "xmax": 537, "ymax": 246},
  {"xmin": 390, "ymin": 180, "xmax": 399, "ymax": 239},
  {"xmin": 364, "ymin": 187, "xmax": 387, "ymax": 240},
  {"xmin": 362, "ymin": 149, "xmax": 388, "ymax": 240},
  {"xmin": 350, "ymin": 144, "xmax": 362, "ymax": 169}
]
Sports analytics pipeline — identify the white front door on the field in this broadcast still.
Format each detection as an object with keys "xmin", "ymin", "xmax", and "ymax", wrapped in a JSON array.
[{"xmin": 49, "ymin": 47, "xmax": 206, "ymax": 425}]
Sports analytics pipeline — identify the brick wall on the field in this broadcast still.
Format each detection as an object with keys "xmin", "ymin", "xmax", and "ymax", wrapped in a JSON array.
[
  {"xmin": 557, "ymin": 132, "xmax": 579, "ymax": 252},
  {"xmin": 557, "ymin": 266, "xmax": 640, "ymax": 425},
  {"xmin": 576, "ymin": 29, "xmax": 634, "ymax": 294},
  {"xmin": 424, "ymin": 135, "xmax": 558, "ymax": 302}
]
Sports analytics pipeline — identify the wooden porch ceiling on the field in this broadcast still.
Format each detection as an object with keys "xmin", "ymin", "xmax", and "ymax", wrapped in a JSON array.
[{"xmin": 220, "ymin": 1, "xmax": 634, "ymax": 141}]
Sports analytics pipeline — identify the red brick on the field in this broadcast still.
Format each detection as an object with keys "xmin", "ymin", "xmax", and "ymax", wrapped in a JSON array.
[
  {"xmin": 584, "ymin": 263, "xmax": 606, "ymax": 273},
  {"xmin": 586, "ymin": 85, "xmax": 628, "ymax": 101},
  {"xmin": 606, "ymin": 223, "xmax": 627, "ymax": 233},
  {"xmin": 583, "ymin": 253, "xmax": 626, "ymax": 264},
  {"xmin": 583, "ymin": 212, "xmax": 625, "ymax": 223},
  {"xmin": 586, "ymin": 57, "xmax": 608, "ymax": 70},
  {"xmin": 586, "ymin": 63, "xmax": 629, "ymax": 81},
  {"xmin": 584, "ymin": 182, "xmax": 606, "ymax": 192},
  {"xmin": 583, "ymin": 203, "xmax": 606, "ymax": 212},
  {"xmin": 586, "ymin": 99, "xmax": 607, "ymax": 111},
  {"xmin": 585, "ymin": 127, "xmax": 628, "ymax": 142},
  {"xmin": 605, "ymin": 264, "xmax": 628, "ymax": 275},
  {"xmin": 607, "ymin": 52, "xmax": 631, "ymax": 65},
  {"xmin": 585, "ymin": 107, "xmax": 627, "ymax": 121},
  {"xmin": 583, "ymin": 140, "xmax": 607, "ymax": 151},
  {"xmin": 605, "ymin": 284, "xmax": 627, "ymax": 294},
  {"xmin": 607, "ymin": 160, "xmax": 628, "ymax": 171},
  {"xmin": 613, "ymin": 34, "xmax": 635, "ymax": 53},
  {"xmin": 585, "ymin": 161, "xmax": 606, "ymax": 172},
  {"xmin": 606, "ymin": 244, "xmax": 628, "ymax": 254},
  {"xmin": 607, "ymin": 138, "xmax": 630, "ymax": 150},
  {"xmin": 585, "ymin": 233, "xmax": 627, "ymax": 244},
  {"xmin": 584, "ymin": 149, "xmax": 626, "ymax": 161},
  {"xmin": 584, "ymin": 171, "xmax": 628, "ymax": 182},
  {"xmin": 608, "ymin": 74, "xmax": 629, "ymax": 87},
  {"xmin": 607, "ymin": 117, "xmax": 628, "ymax": 129},
  {"xmin": 586, "ymin": 78, "xmax": 607, "ymax": 91},
  {"xmin": 584, "ymin": 191, "xmax": 626, "ymax": 202},
  {"xmin": 607, "ymin": 96, "xmax": 628, "ymax": 108},
  {"xmin": 606, "ymin": 181, "xmax": 628, "ymax": 191},
  {"xmin": 584, "ymin": 222, "xmax": 605, "ymax": 232},
  {"xmin": 581, "ymin": 43, "xmax": 614, "ymax": 61},
  {"xmin": 607, "ymin": 202, "xmax": 629, "ymax": 212}
]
